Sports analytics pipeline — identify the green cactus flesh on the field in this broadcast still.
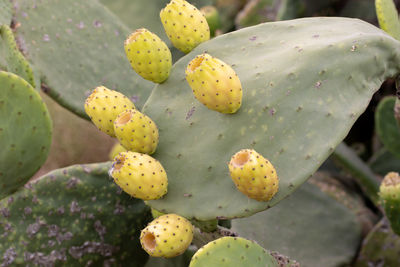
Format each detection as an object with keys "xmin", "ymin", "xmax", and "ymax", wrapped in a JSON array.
[
  {"xmin": 355, "ymin": 218, "xmax": 400, "ymax": 267},
  {"xmin": 231, "ymin": 180, "xmax": 361, "ymax": 267},
  {"xmin": 0, "ymin": 163, "xmax": 152, "ymax": 266},
  {"xmin": 0, "ymin": 0, "xmax": 12, "ymax": 26},
  {"xmin": 375, "ymin": 97, "xmax": 400, "ymax": 159},
  {"xmin": 189, "ymin": 236, "xmax": 279, "ymax": 267},
  {"xmin": 0, "ymin": 25, "xmax": 35, "ymax": 87},
  {"xmin": 143, "ymin": 17, "xmax": 400, "ymax": 220},
  {"xmin": 0, "ymin": 71, "xmax": 52, "ymax": 199},
  {"xmin": 13, "ymin": 0, "xmax": 154, "ymax": 118}
]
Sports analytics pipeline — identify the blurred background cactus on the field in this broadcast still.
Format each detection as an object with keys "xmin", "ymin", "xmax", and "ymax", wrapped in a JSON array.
[{"xmin": 1, "ymin": 0, "xmax": 400, "ymax": 266}]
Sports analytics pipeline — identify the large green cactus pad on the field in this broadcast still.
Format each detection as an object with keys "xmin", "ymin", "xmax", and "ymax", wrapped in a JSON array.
[
  {"xmin": 13, "ymin": 0, "xmax": 154, "ymax": 117},
  {"xmin": 0, "ymin": 71, "xmax": 52, "ymax": 199},
  {"xmin": 231, "ymin": 181, "xmax": 362, "ymax": 267},
  {"xmin": 0, "ymin": 163, "xmax": 151, "ymax": 266},
  {"xmin": 144, "ymin": 17, "xmax": 400, "ymax": 220},
  {"xmin": 0, "ymin": 0, "xmax": 12, "ymax": 26},
  {"xmin": 189, "ymin": 237, "xmax": 278, "ymax": 267},
  {"xmin": 375, "ymin": 96, "xmax": 400, "ymax": 158}
]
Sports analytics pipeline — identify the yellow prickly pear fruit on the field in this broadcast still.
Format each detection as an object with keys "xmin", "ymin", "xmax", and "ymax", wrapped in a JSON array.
[
  {"xmin": 185, "ymin": 53, "xmax": 242, "ymax": 114},
  {"xmin": 110, "ymin": 151, "xmax": 168, "ymax": 200},
  {"xmin": 160, "ymin": 0, "xmax": 210, "ymax": 53},
  {"xmin": 84, "ymin": 86, "xmax": 135, "ymax": 137},
  {"xmin": 228, "ymin": 149, "xmax": 279, "ymax": 202},
  {"xmin": 114, "ymin": 109, "xmax": 159, "ymax": 155},
  {"xmin": 124, "ymin": 28, "xmax": 172, "ymax": 83},
  {"xmin": 140, "ymin": 214, "xmax": 194, "ymax": 258}
]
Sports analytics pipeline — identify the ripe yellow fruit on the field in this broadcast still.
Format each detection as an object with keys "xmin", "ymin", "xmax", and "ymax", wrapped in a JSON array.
[
  {"xmin": 186, "ymin": 53, "xmax": 242, "ymax": 113},
  {"xmin": 160, "ymin": 0, "xmax": 210, "ymax": 53},
  {"xmin": 140, "ymin": 214, "xmax": 194, "ymax": 258},
  {"xmin": 113, "ymin": 109, "xmax": 159, "ymax": 155},
  {"xmin": 228, "ymin": 149, "xmax": 279, "ymax": 201},
  {"xmin": 124, "ymin": 28, "xmax": 172, "ymax": 83},
  {"xmin": 110, "ymin": 151, "xmax": 168, "ymax": 200},
  {"xmin": 84, "ymin": 86, "xmax": 135, "ymax": 137}
]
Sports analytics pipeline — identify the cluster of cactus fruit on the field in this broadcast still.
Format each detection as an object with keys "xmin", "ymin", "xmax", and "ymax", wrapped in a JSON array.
[
  {"xmin": 3, "ymin": 0, "xmax": 400, "ymax": 265},
  {"xmin": 84, "ymin": 0, "xmax": 279, "ymax": 258}
]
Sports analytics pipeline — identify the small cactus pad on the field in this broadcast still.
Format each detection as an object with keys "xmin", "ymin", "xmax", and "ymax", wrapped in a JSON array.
[
  {"xmin": 185, "ymin": 53, "xmax": 242, "ymax": 113},
  {"xmin": 231, "ymin": 181, "xmax": 362, "ymax": 267},
  {"xmin": 114, "ymin": 109, "xmax": 159, "ymax": 154},
  {"xmin": 84, "ymin": 86, "xmax": 135, "ymax": 137},
  {"xmin": 189, "ymin": 237, "xmax": 278, "ymax": 267},
  {"xmin": 375, "ymin": 0, "xmax": 400, "ymax": 40},
  {"xmin": 0, "ymin": 71, "xmax": 52, "ymax": 199},
  {"xmin": 0, "ymin": 0, "xmax": 12, "ymax": 26},
  {"xmin": 110, "ymin": 152, "xmax": 168, "ymax": 200},
  {"xmin": 140, "ymin": 214, "xmax": 194, "ymax": 258},
  {"xmin": 0, "ymin": 25, "xmax": 35, "ymax": 87},
  {"xmin": 0, "ymin": 163, "xmax": 152, "ymax": 266},
  {"xmin": 379, "ymin": 172, "xmax": 400, "ymax": 235},
  {"xmin": 160, "ymin": 0, "xmax": 210, "ymax": 54},
  {"xmin": 13, "ymin": 0, "xmax": 154, "ymax": 118},
  {"xmin": 228, "ymin": 149, "xmax": 279, "ymax": 202},
  {"xmin": 375, "ymin": 97, "xmax": 400, "ymax": 159},
  {"xmin": 143, "ymin": 17, "xmax": 400, "ymax": 220},
  {"xmin": 124, "ymin": 28, "xmax": 172, "ymax": 83}
]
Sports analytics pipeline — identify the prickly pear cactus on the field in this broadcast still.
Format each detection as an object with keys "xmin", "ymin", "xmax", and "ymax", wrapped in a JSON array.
[
  {"xmin": 0, "ymin": 0, "xmax": 12, "ymax": 26},
  {"xmin": 143, "ymin": 17, "xmax": 400, "ymax": 220},
  {"xmin": 375, "ymin": 97, "xmax": 400, "ymax": 158},
  {"xmin": 189, "ymin": 236, "xmax": 279, "ymax": 267},
  {"xmin": 0, "ymin": 71, "xmax": 52, "ymax": 199},
  {"xmin": 231, "ymin": 180, "xmax": 362, "ymax": 267},
  {"xmin": 0, "ymin": 25, "xmax": 35, "ymax": 87},
  {"xmin": 13, "ymin": 0, "xmax": 154, "ymax": 118},
  {"xmin": 0, "ymin": 163, "xmax": 152, "ymax": 266}
]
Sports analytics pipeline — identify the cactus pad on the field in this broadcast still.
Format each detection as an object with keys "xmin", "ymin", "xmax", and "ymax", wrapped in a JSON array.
[
  {"xmin": 13, "ymin": 0, "xmax": 154, "ymax": 118},
  {"xmin": 0, "ymin": 163, "xmax": 151, "ymax": 266},
  {"xmin": 0, "ymin": 25, "xmax": 35, "ymax": 87},
  {"xmin": 189, "ymin": 236, "xmax": 278, "ymax": 267},
  {"xmin": 144, "ymin": 17, "xmax": 400, "ymax": 220},
  {"xmin": 375, "ymin": 0, "xmax": 400, "ymax": 40},
  {"xmin": 375, "ymin": 97, "xmax": 400, "ymax": 159},
  {"xmin": 0, "ymin": 71, "xmax": 52, "ymax": 199}
]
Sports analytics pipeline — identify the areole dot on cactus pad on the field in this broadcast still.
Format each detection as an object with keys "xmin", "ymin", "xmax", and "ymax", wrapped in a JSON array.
[
  {"xmin": 160, "ymin": 0, "xmax": 210, "ymax": 54},
  {"xmin": 185, "ymin": 53, "xmax": 243, "ymax": 114},
  {"xmin": 110, "ymin": 151, "xmax": 168, "ymax": 200},
  {"xmin": 84, "ymin": 86, "xmax": 135, "ymax": 137},
  {"xmin": 114, "ymin": 108, "xmax": 159, "ymax": 155},
  {"xmin": 228, "ymin": 149, "xmax": 279, "ymax": 202},
  {"xmin": 124, "ymin": 28, "xmax": 172, "ymax": 83},
  {"xmin": 140, "ymin": 213, "xmax": 194, "ymax": 258}
]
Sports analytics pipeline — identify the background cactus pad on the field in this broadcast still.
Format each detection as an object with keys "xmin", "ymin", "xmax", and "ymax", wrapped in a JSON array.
[{"xmin": 0, "ymin": 71, "xmax": 52, "ymax": 199}]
